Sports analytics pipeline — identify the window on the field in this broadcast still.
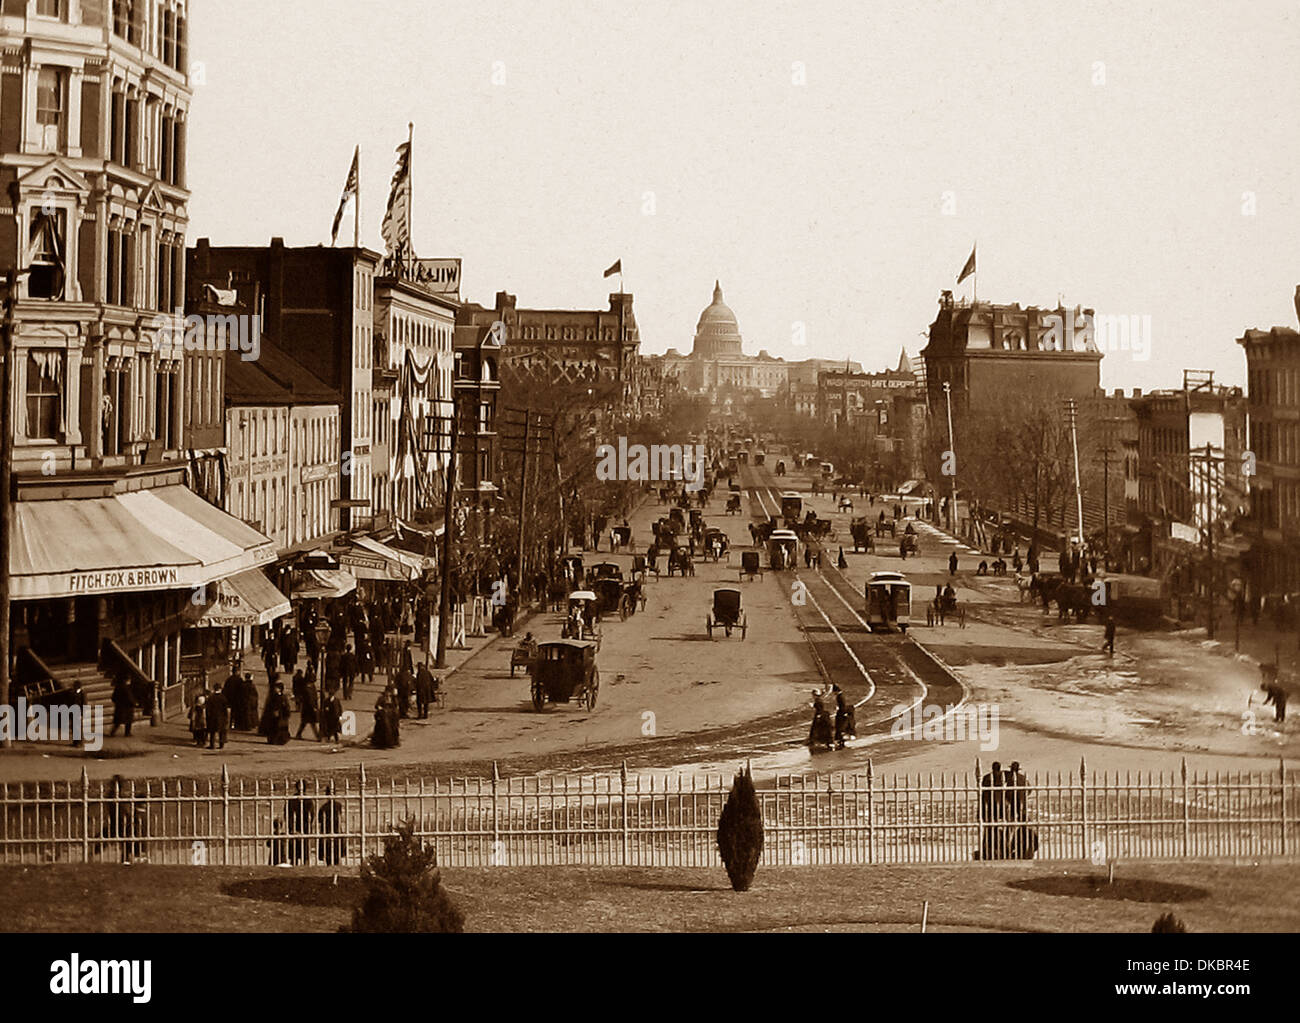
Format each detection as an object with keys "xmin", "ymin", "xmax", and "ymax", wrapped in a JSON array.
[
  {"xmin": 35, "ymin": 68, "xmax": 66, "ymax": 153},
  {"xmin": 155, "ymin": 365, "xmax": 176, "ymax": 448},
  {"xmin": 35, "ymin": 0, "xmax": 63, "ymax": 19},
  {"xmin": 25, "ymin": 352, "xmax": 62, "ymax": 439},
  {"xmin": 113, "ymin": 0, "xmax": 137, "ymax": 44},
  {"xmin": 28, "ymin": 208, "xmax": 66, "ymax": 300}
]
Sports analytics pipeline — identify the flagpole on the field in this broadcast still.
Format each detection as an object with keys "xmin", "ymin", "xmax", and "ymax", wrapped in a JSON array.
[
  {"xmin": 406, "ymin": 122, "xmax": 414, "ymax": 274},
  {"xmin": 972, "ymin": 240, "xmax": 977, "ymax": 307},
  {"xmin": 354, "ymin": 145, "xmax": 361, "ymax": 250}
]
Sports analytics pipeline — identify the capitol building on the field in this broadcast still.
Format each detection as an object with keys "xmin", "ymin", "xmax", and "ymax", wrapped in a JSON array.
[{"xmin": 652, "ymin": 281, "xmax": 858, "ymax": 401}]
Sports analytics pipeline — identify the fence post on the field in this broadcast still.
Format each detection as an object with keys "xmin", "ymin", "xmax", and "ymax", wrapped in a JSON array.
[
  {"xmin": 1281, "ymin": 758, "xmax": 1289, "ymax": 858},
  {"xmin": 866, "ymin": 758, "xmax": 874, "ymax": 865},
  {"xmin": 359, "ymin": 762, "xmax": 367, "ymax": 861},
  {"xmin": 1079, "ymin": 757, "xmax": 1088, "ymax": 862},
  {"xmin": 80, "ymin": 769, "xmax": 89, "ymax": 863},
  {"xmin": 1181, "ymin": 757, "xmax": 1189, "ymax": 858},
  {"xmin": 491, "ymin": 760, "xmax": 500, "ymax": 867},
  {"xmin": 221, "ymin": 764, "xmax": 230, "ymax": 865},
  {"xmin": 620, "ymin": 760, "xmax": 629, "ymax": 867}
]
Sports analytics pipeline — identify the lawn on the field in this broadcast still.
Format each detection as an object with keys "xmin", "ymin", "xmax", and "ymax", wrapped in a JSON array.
[{"xmin": 0, "ymin": 861, "xmax": 1295, "ymax": 932}]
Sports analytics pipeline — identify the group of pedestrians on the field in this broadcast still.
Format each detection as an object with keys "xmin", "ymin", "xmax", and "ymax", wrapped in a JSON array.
[
  {"xmin": 978, "ymin": 760, "xmax": 1038, "ymax": 860},
  {"xmin": 268, "ymin": 781, "xmax": 347, "ymax": 866}
]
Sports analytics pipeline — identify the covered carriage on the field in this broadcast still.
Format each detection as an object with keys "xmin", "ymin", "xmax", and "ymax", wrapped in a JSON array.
[
  {"xmin": 529, "ymin": 639, "xmax": 599, "ymax": 711},
  {"xmin": 707, "ymin": 588, "xmax": 747, "ymax": 639}
]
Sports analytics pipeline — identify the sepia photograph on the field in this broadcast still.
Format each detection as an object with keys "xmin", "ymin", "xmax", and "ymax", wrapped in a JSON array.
[{"xmin": 0, "ymin": 0, "xmax": 1295, "ymax": 1006}]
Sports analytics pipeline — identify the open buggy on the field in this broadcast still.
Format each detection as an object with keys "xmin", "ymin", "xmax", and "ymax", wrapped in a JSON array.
[
  {"xmin": 850, "ymin": 517, "xmax": 875, "ymax": 553},
  {"xmin": 529, "ymin": 639, "xmax": 599, "ymax": 711},
  {"xmin": 510, "ymin": 634, "xmax": 538, "ymax": 677},
  {"xmin": 667, "ymin": 545, "xmax": 695, "ymax": 577},
  {"xmin": 561, "ymin": 591, "xmax": 602, "ymax": 649},
  {"xmin": 703, "ymin": 527, "xmax": 729, "ymax": 561},
  {"xmin": 706, "ymin": 587, "xmax": 747, "ymax": 639}
]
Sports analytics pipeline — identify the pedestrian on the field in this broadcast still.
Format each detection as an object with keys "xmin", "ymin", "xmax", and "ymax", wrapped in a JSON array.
[
  {"xmin": 395, "ymin": 666, "xmax": 413, "ymax": 719},
  {"xmin": 223, "ymin": 669, "xmax": 245, "ymax": 730},
  {"xmin": 287, "ymin": 781, "xmax": 313, "ymax": 865},
  {"xmin": 415, "ymin": 663, "xmax": 434, "ymax": 719},
  {"xmin": 291, "ymin": 669, "xmax": 306, "ymax": 711},
  {"xmin": 1103, "ymin": 615, "xmax": 1116, "ymax": 655},
  {"xmin": 949, "ymin": 552, "xmax": 958, "ymax": 577},
  {"xmin": 804, "ymin": 545, "xmax": 811, "ymax": 568},
  {"xmin": 297, "ymin": 677, "xmax": 321, "ymax": 741},
  {"xmin": 263, "ymin": 682, "xmax": 292, "ymax": 745},
  {"xmin": 205, "ymin": 686, "xmax": 230, "ymax": 750},
  {"xmin": 189, "ymin": 694, "xmax": 208, "ymax": 747},
  {"xmin": 340, "ymin": 643, "xmax": 357, "ymax": 701},
  {"xmin": 321, "ymin": 688, "xmax": 343, "ymax": 743},
  {"xmin": 899, "ymin": 538, "xmax": 907, "ymax": 561},
  {"xmin": 1262, "ymin": 681, "xmax": 1288, "ymax": 723},
  {"xmin": 317, "ymin": 785, "xmax": 346, "ymax": 866},
  {"xmin": 833, "ymin": 687, "xmax": 855, "ymax": 750},
  {"xmin": 279, "ymin": 627, "xmax": 298, "ymax": 676},
  {"xmin": 109, "ymin": 673, "xmax": 135, "ymax": 737},
  {"xmin": 261, "ymin": 634, "xmax": 278, "ymax": 680},
  {"xmin": 242, "ymin": 672, "xmax": 260, "ymax": 733},
  {"xmin": 979, "ymin": 761, "xmax": 1007, "ymax": 860},
  {"xmin": 837, "ymin": 547, "xmax": 847, "ymax": 570}
]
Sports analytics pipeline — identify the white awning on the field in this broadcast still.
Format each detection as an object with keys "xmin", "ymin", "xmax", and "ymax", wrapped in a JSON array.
[
  {"xmin": 11, "ymin": 485, "xmax": 275, "ymax": 600},
  {"xmin": 292, "ymin": 568, "xmax": 357, "ymax": 601},
  {"xmin": 338, "ymin": 535, "xmax": 430, "ymax": 582},
  {"xmin": 186, "ymin": 570, "xmax": 292, "ymax": 628}
]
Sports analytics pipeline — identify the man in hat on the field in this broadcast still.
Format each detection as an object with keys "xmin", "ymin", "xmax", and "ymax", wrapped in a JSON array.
[
  {"xmin": 205, "ymin": 685, "xmax": 230, "ymax": 750},
  {"xmin": 339, "ymin": 643, "xmax": 358, "ymax": 702},
  {"xmin": 980, "ymin": 761, "xmax": 1006, "ymax": 859}
]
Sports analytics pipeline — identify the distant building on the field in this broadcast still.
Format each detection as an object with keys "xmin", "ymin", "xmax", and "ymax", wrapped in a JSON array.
[
  {"xmin": 188, "ymin": 238, "xmax": 380, "ymax": 529},
  {"xmin": 922, "ymin": 290, "xmax": 1103, "ymax": 423},
  {"xmin": 1238, "ymin": 295, "xmax": 1300, "ymax": 598},
  {"xmin": 457, "ymin": 290, "xmax": 642, "ymax": 420}
]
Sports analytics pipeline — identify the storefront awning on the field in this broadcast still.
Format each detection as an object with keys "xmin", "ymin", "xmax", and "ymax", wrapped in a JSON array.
[
  {"xmin": 11, "ymin": 485, "xmax": 275, "ymax": 600},
  {"xmin": 292, "ymin": 568, "xmax": 357, "ymax": 601},
  {"xmin": 186, "ymin": 569, "xmax": 292, "ymax": 629},
  {"xmin": 338, "ymin": 535, "xmax": 430, "ymax": 582}
]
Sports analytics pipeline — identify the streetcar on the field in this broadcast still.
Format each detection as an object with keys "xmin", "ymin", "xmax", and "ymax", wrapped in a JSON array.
[
  {"xmin": 865, "ymin": 571, "xmax": 911, "ymax": 633},
  {"xmin": 780, "ymin": 491, "xmax": 803, "ymax": 525}
]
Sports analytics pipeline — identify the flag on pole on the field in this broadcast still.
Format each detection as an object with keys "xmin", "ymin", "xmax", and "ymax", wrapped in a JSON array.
[
  {"xmin": 603, "ymin": 259, "xmax": 622, "ymax": 279},
  {"xmin": 956, "ymin": 246, "xmax": 976, "ymax": 285},
  {"xmin": 330, "ymin": 146, "xmax": 359, "ymax": 246},
  {"xmin": 381, "ymin": 139, "xmax": 413, "ymax": 260}
]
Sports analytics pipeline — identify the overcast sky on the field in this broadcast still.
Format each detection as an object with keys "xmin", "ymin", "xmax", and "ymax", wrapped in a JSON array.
[{"xmin": 187, "ymin": 0, "xmax": 1300, "ymax": 391}]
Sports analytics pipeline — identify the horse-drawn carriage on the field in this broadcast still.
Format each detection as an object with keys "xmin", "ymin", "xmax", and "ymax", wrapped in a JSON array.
[
  {"xmin": 875, "ymin": 517, "xmax": 896, "ymax": 538},
  {"xmin": 800, "ymin": 512, "xmax": 833, "ymax": 542},
  {"xmin": 726, "ymin": 493, "xmax": 742, "ymax": 515},
  {"xmin": 561, "ymin": 591, "xmax": 602, "ymax": 649},
  {"xmin": 769, "ymin": 529, "xmax": 799, "ymax": 571},
  {"xmin": 688, "ymin": 508, "xmax": 705, "ymax": 541},
  {"xmin": 703, "ymin": 526, "xmax": 729, "ymax": 561},
  {"xmin": 775, "ymin": 459, "xmax": 786, "ymax": 477},
  {"xmin": 510, "ymin": 634, "xmax": 538, "ymax": 676},
  {"xmin": 926, "ymin": 585, "xmax": 964, "ymax": 628},
  {"xmin": 610, "ymin": 525, "xmax": 633, "ymax": 552},
  {"xmin": 706, "ymin": 588, "xmax": 747, "ymax": 639},
  {"xmin": 740, "ymin": 550, "xmax": 763, "ymax": 581},
  {"xmin": 591, "ymin": 577, "xmax": 625, "ymax": 619},
  {"xmin": 667, "ymin": 545, "xmax": 696, "ymax": 577},
  {"xmin": 900, "ymin": 525, "xmax": 918, "ymax": 554},
  {"xmin": 529, "ymin": 639, "xmax": 599, "ymax": 711},
  {"xmin": 850, "ymin": 517, "xmax": 875, "ymax": 553},
  {"xmin": 669, "ymin": 507, "xmax": 686, "ymax": 533}
]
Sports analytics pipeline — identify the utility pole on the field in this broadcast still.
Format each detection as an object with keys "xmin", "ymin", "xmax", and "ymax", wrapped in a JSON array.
[
  {"xmin": 1099, "ymin": 445, "xmax": 1114, "ymax": 572},
  {"xmin": 516, "ymin": 410, "xmax": 531, "ymax": 604},
  {"xmin": 942, "ymin": 380, "xmax": 957, "ymax": 534},
  {"xmin": 0, "ymin": 269, "xmax": 18, "ymax": 740},
  {"xmin": 1064, "ymin": 398, "xmax": 1085, "ymax": 550},
  {"xmin": 1204, "ymin": 441, "xmax": 1216, "ymax": 642},
  {"xmin": 434, "ymin": 399, "xmax": 457, "ymax": 669}
]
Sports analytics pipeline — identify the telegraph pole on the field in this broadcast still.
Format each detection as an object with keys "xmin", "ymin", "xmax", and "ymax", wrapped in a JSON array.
[
  {"xmin": 1203, "ymin": 442, "xmax": 1216, "ymax": 642},
  {"xmin": 516, "ymin": 411, "xmax": 532, "ymax": 604},
  {"xmin": 1064, "ymin": 398, "xmax": 1085, "ymax": 549},
  {"xmin": 0, "ymin": 269, "xmax": 18, "ymax": 741},
  {"xmin": 1099, "ymin": 445, "xmax": 1114, "ymax": 572},
  {"xmin": 942, "ymin": 381, "xmax": 957, "ymax": 534},
  {"xmin": 434, "ymin": 400, "xmax": 457, "ymax": 669}
]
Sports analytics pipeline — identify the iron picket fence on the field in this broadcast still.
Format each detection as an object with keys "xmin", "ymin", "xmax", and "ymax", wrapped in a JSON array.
[{"xmin": 0, "ymin": 759, "xmax": 1293, "ymax": 868}]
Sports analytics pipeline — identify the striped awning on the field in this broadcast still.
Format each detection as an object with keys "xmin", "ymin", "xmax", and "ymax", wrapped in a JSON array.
[{"xmin": 186, "ymin": 569, "xmax": 292, "ymax": 628}]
